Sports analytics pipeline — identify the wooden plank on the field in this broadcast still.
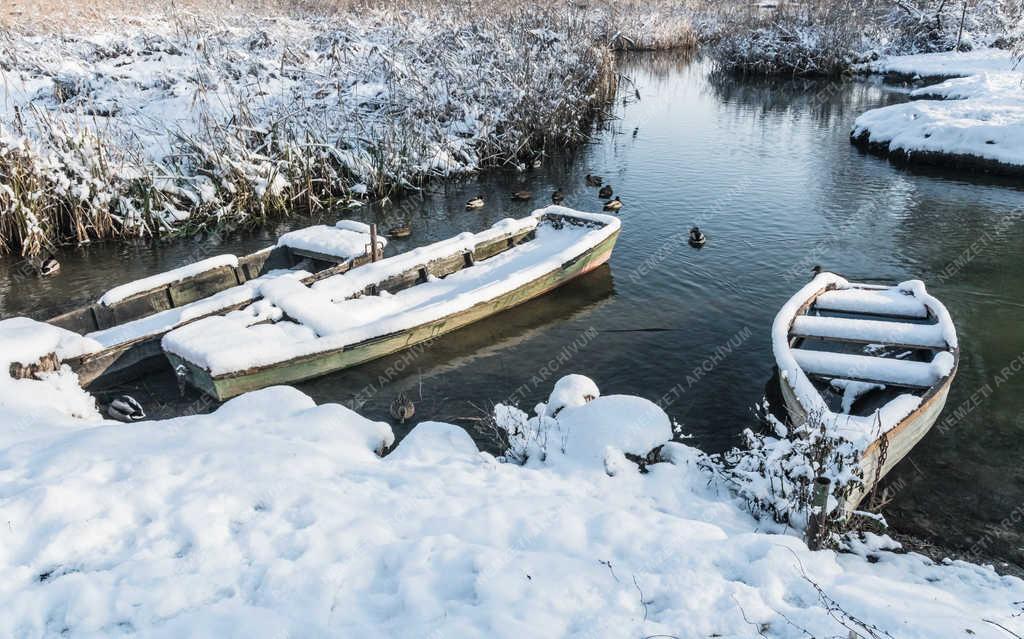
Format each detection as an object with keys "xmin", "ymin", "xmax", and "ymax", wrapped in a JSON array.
[
  {"xmin": 167, "ymin": 265, "xmax": 241, "ymax": 307},
  {"xmin": 792, "ymin": 349, "xmax": 938, "ymax": 389},
  {"xmin": 790, "ymin": 315, "xmax": 948, "ymax": 349},
  {"xmin": 47, "ymin": 304, "xmax": 100, "ymax": 333},
  {"xmin": 814, "ymin": 288, "xmax": 929, "ymax": 319}
]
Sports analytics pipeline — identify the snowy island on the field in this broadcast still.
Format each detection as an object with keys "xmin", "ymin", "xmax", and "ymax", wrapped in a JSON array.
[{"xmin": 852, "ymin": 49, "xmax": 1024, "ymax": 176}]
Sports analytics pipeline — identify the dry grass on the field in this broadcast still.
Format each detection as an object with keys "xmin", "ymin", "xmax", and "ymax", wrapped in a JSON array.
[{"xmin": 0, "ymin": 0, "xmax": 701, "ymax": 256}]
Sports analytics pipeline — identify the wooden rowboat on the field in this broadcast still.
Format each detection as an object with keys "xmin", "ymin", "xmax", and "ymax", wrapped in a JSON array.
[
  {"xmin": 44, "ymin": 222, "xmax": 384, "ymax": 388},
  {"xmin": 773, "ymin": 272, "xmax": 959, "ymax": 513},
  {"xmin": 164, "ymin": 206, "xmax": 621, "ymax": 401}
]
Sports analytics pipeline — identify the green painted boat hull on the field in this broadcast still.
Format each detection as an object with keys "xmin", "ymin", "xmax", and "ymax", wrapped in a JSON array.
[{"xmin": 168, "ymin": 230, "xmax": 619, "ymax": 401}]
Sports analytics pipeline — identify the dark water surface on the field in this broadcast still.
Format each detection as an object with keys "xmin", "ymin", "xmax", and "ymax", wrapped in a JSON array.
[{"xmin": 2, "ymin": 55, "xmax": 1023, "ymax": 568}]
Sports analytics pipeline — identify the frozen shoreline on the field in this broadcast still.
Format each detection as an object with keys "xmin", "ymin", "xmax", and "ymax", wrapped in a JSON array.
[
  {"xmin": 1, "ymin": 331, "xmax": 1023, "ymax": 637},
  {"xmin": 851, "ymin": 49, "xmax": 1024, "ymax": 176}
]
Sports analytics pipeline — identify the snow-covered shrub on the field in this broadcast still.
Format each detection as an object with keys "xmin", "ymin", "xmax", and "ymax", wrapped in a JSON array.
[
  {"xmin": 883, "ymin": 0, "xmax": 1024, "ymax": 54},
  {"xmin": 710, "ymin": 0, "xmax": 879, "ymax": 76},
  {"xmin": 709, "ymin": 0, "xmax": 1024, "ymax": 75},
  {"xmin": 719, "ymin": 400, "xmax": 864, "ymax": 544},
  {"xmin": 494, "ymin": 374, "xmax": 673, "ymax": 472}
]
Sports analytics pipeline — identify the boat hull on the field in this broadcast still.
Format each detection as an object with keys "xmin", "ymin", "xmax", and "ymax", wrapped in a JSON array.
[
  {"xmin": 779, "ymin": 366, "xmax": 956, "ymax": 513},
  {"xmin": 169, "ymin": 229, "xmax": 619, "ymax": 401}
]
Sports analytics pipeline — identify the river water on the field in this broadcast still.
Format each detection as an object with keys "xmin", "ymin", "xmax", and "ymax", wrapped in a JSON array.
[{"xmin": 2, "ymin": 54, "xmax": 1022, "ymax": 569}]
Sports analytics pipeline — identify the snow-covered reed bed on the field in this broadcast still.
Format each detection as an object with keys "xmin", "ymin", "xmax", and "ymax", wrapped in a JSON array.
[
  {"xmin": 709, "ymin": 0, "xmax": 1023, "ymax": 76},
  {"xmin": 0, "ymin": 2, "xmax": 693, "ymax": 257}
]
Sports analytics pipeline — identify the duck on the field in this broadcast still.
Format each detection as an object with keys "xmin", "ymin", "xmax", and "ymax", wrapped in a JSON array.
[
  {"xmin": 598, "ymin": 184, "xmax": 613, "ymax": 199},
  {"xmin": 585, "ymin": 174, "xmax": 603, "ymax": 187},
  {"xmin": 107, "ymin": 395, "xmax": 146, "ymax": 422},
  {"xmin": 511, "ymin": 190, "xmax": 532, "ymax": 201},
  {"xmin": 388, "ymin": 224, "xmax": 412, "ymax": 238},
  {"xmin": 39, "ymin": 254, "xmax": 60, "ymax": 277},
  {"xmin": 603, "ymin": 196, "xmax": 622, "ymax": 211},
  {"xmin": 688, "ymin": 226, "xmax": 706, "ymax": 247},
  {"xmin": 390, "ymin": 392, "xmax": 415, "ymax": 424},
  {"xmin": 551, "ymin": 189, "xmax": 565, "ymax": 204},
  {"xmin": 466, "ymin": 195, "xmax": 485, "ymax": 209}
]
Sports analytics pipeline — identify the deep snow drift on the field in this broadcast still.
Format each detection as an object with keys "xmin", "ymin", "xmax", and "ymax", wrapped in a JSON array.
[
  {"xmin": 852, "ymin": 49, "xmax": 1024, "ymax": 174},
  {"xmin": 1, "ymin": 362, "xmax": 1023, "ymax": 637}
]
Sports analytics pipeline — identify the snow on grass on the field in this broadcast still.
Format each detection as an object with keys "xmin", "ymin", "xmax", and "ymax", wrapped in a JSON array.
[
  {"xmin": 852, "ymin": 49, "xmax": 1024, "ymax": 174},
  {"xmin": 1, "ymin": 374, "xmax": 1022, "ymax": 637},
  {"xmin": 0, "ymin": 6, "xmax": 625, "ymax": 256}
]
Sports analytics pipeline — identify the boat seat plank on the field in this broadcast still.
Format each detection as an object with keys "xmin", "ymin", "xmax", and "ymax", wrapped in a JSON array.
[
  {"xmin": 814, "ymin": 288, "xmax": 928, "ymax": 319},
  {"xmin": 791, "ymin": 315, "xmax": 948, "ymax": 349},
  {"xmin": 791, "ymin": 349, "xmax": 942, "ymax": 388}
]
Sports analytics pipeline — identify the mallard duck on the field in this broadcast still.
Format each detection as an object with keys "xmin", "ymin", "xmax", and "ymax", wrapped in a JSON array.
[
  {"xmin": 551, "ymin": 189, "xmax": 565, "ymax": 204},
  {"xmin": 390, "ymin": 392, "xmax": 415, "ymax": 424},
  {"xmin": 39, "ymin": 254, "xmax": 60, "ymax": 277},
  {"xmin": 388, "ymin": 225, "xmax": 412, "ymax": 238},
  {"xmin": 585, "ymin": 174, "xmax": 603, "ymax": 187},
  {"xmin": 688, "ymin": 226, "xmax": 706, "ymax": 247},
  {"xmin": 598, "ymin": 184, "xmax": 613, "ymax": 199},
  {"xmin": 511, "ymin": 190, "xmax": 532, "ymax": 201},
  {"xmin": 603, "ymin": 196, "xmax": 622, "ymax": 211},
  {"xmin": 466, "ymin": 195, "xmax": 485, "ymax": 209},
  {"xmin": 107, "ymin": 395, "xmax": 145, "ymax": 422}
]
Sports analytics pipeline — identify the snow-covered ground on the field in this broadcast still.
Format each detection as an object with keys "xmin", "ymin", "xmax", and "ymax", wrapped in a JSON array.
[
  {"xmin": 852, "ymin": 48, "xmax": 1024, "ymax": 174},
  {"xmin": 2, "ymin": 339, "xmax": 1023, "ymax": 637}
]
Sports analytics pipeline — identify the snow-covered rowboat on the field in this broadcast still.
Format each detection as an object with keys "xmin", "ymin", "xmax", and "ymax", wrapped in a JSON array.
[
  {"xmin": 163, "ymin": 207, "xmax": 621, "ymax": 401},
  {"xmin": 773, "ymin": 272, "xmax": 959, "ymax": 512},
  {"xmin": 46, "ymin": 222, "xmax": 385, "ymax": 387}
]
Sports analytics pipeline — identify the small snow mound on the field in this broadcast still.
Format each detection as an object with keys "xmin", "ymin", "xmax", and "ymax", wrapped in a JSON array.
[
  {"xmin": 0, "ymin": 317, "xmax": 100, "ymax": 366},
  {"xmin": 557, "ymin": 395, "xmax": 673, "ymax": 466},
  {"xmin": 215, "ymin": 385, "xmax": 317, "ymax": 421},
  {"xmin": 334, "ymin": 219, "xmax": 371, "ymax": 233},
  {"xmin": 389, "ymin": 421, "xmax": 479, "ymax": 464},
  {"xmin": 545, "ymin": 374, "xmax": 600, "ymax": 416}
]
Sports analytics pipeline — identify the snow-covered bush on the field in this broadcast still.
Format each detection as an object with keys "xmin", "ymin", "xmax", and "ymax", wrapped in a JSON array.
[
  {"xmin": 719, "ymin": 400, "xmax": 864, "ymax": 544},
  {"xmin": 883, "ymin": 0, "xmax": 1024, "ymax": 54},
  {"xmin": 709, "ymin": 0, "xmax": 1024, "ymax": 76},
  {"xmin": 495, "ymin": 374, "xmax": 673, "ymax": 472}
]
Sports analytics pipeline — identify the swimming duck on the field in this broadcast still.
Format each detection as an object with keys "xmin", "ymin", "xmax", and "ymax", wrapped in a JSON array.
[
  {"xmin": 107, "ymin": 395, "xmax": 146, "ymax": 422},
  {"xmin": 388, "ymin": 225, "xmax": 412, "ymax": 238},
  {"xmin": 688, "ymin": 226, "xmax": 706, "ymax": 247},
  {"xmin": 512, "ymin": 190, "xmax": 532, "ymax": 201},
  {"xmin": 466, "ymin": 195, "xmax": 485, "ymax": 209},
  {"xmin": 390, "ymin": 392, "xmax": 415, "ymax": 424},
  {"xmin": 603, "ymin": 196, "xmax": 622, "ymax": 211},
  {"xmin": 585, "ymin": 174, "xmax": 603, "ymax": 187},
  {"xmin": 551, "ymin": 189, "xmax": 565, "ymax": 204},
  {"xmin": 598, "ymin": 184, "xmax": 613, "ymax": 199},
  {"xmin": 39, "ymin": 254, "xmax": 60, "ymax": 277}
]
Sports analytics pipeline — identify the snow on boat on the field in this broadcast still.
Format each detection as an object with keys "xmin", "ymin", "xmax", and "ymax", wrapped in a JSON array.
[
  {"xmin": 773, "ymin": 272, "xmax": 959, "ymax": 512},
  {"xmin": 163, "ymin": 206, "xmax": 621, "ymax": 401},
  {"xmin": 45, "ymin": 221, "xmax": 385, "ymax": 387}
]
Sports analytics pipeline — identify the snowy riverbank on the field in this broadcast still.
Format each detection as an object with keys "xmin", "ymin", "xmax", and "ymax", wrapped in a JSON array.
[
  {"xmin": 2, "ymin": 348, "xmax": 1023, "ymax": 636},
  {"xmin": 852, "ymin": 49, "xmax": 1024, "ymax": 176}
]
